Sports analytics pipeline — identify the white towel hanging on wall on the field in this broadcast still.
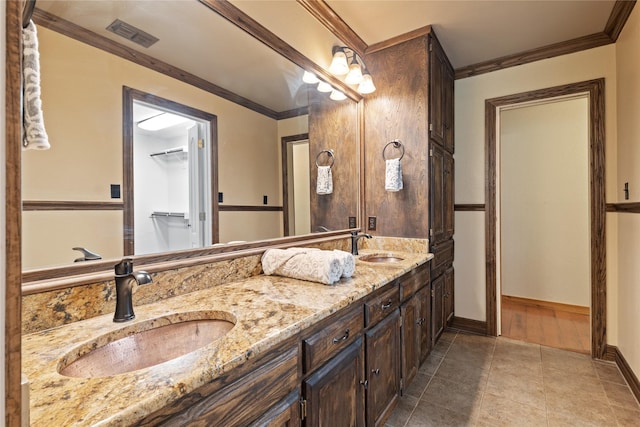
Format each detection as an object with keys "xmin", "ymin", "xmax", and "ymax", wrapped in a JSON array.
[
  {"xmin": 385, "ymin": 158, "xmax": 403, "ymax": 191},
  {"xmin": 22, "ymin": 20, "xmax": 50, "ymax": 150},
  {"xmin": 316, "ymin": 166, "xmax": 333, "ymax": 195}
]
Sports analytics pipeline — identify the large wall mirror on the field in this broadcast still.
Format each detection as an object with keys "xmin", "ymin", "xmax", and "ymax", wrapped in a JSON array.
[{"xmin": 21, "ymin": 0, "xmax": 361, "ymax": 274}]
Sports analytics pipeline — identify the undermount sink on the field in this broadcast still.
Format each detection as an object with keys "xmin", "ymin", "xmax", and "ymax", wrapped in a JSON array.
[
  {"xmin": 359, "ymin": 254, "xmax": 404, "ymax": 263},
  {"xmin": 58, "ymin": 311, "xmax": 236, "ymax": 378}
]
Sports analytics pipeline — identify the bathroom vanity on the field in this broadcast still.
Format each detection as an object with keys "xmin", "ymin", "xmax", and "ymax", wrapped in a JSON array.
[{"xmin": 22, "ymin": 247, "xmax": 438, "ymax": 426}]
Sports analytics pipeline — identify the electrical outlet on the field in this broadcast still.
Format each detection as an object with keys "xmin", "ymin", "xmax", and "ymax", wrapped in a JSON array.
[
  {"xmin": 110, "ymin": 184, "xmax": 121, "ymax": 199},
  {"xmin": 263, "ymin": 195, "xmax": 268, "ymax": 205},
  {"xmin": 348, "ymin": 217, "xmax": 357, "ymax": 228},
  {"xmin": 368, "ymin": 216, "xmax": 377, "ymax": 231}
]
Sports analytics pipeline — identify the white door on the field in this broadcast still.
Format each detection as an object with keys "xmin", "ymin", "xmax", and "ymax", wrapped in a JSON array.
[{"xmin": 188, "ymin": 122, "xmax": 212, "ymax": 248}]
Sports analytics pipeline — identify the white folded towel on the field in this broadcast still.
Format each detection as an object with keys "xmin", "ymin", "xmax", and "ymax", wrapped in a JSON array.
[
  {"xmin": 22, "ymin": 21, "xmax": 50, "ymax": 150},
  {"xmin": 385, "ymin": 158, "xmax": 403, "ymax": 192},
  {"xmin": 262, "ymin": 248, "xmax": 347, "ymax": 285},
  {"xmin": 333, "ymin": 250, "xmax": 356, "ymax": 278},
  {"xmin": 316, "ymin": 166, "xmax": 333, "ymax": 195}
]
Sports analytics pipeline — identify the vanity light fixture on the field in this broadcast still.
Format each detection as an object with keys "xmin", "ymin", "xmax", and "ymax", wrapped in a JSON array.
[
  {"xmin": 302, "ymin": 70, "xmax": 320, "ymax": 84},
  {"xmin": 329, "ymin": 45, "xmax": 376, "ymax": 94},
  {"xmin": 137, "ymin": 112, "xmax": 193, "ymax": 131},
  {"xmin": 357, "ymin": 72, "xmax": 376, "ymax": 94},
  {"xmin": 328, "ymin": 47, "xmax": 349, "ymax": 75},
  {"xmin": 329, "ymin": 90, "xmax": 347, "ymax": 101},
  {"xmin": 317, "ymin": 81, "xmax": 333, "ymax": 93}
]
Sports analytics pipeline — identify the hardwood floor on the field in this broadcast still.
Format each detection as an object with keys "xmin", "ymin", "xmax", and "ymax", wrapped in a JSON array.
[{"xmin": 501, "ymin": 295, "xmax": 590, "ymax": 354}]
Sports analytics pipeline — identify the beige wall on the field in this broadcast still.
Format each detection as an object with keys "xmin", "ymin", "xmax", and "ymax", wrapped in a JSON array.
[
  {"xmin": 22, "ymin": 27, "xmax": 287, "ymax": 266},
  {"xmin": 615, "ymin": 4, "xmax": 640, "ymax": 381},
  {"xmin": 500, "ymin": 98, "xmax": 590, "ymax": 307},
  {"xmin": 454, "ymin": 44, "xmax": 618, "ymax": 344}
]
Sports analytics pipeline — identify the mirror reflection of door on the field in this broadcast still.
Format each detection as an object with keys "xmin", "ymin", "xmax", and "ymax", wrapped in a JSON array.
[
  {"xmin": 133, "ymin": 102, "xmax": 213, "ymax": 254},
  {"xmin": 282, "ymin": 134, "xmax": 311, "ymax": 236}
]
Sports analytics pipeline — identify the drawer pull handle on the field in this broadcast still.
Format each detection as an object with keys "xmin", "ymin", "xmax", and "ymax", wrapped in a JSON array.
[
  {"xmin": 381, "ymin": 300, "xmax": 393, "ymax": 310},
  {"xmin": 372, "ymin": 368, "xmax": 380, "ymax": 376},
  {"xmin": 332, "ymin": 329, "xmax": 350, "ymax": 344},
  {"xmin": 417, "ymin": 318, "xmax": 426, "ymax": 325}
]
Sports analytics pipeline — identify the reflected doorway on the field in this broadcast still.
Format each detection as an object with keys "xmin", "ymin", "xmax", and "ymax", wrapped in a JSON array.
[
  {"xmin": 281, "ymin": 133, "xmax": 311, "ymax": 236},
  {"xmin": 123, "ymin": 87, "xmax": 219, "ymax": 255}
]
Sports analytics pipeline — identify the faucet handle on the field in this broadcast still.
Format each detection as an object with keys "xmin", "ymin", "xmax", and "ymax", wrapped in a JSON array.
[{"xmin": 114, "ymin": 257, "xmax": 134, "ymax": 276}]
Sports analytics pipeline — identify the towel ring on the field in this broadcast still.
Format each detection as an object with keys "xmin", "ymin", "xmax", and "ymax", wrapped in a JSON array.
[
  {"xmin": 382, "ymin": 140, "xmax": 404, "ymax": 161},
  {"xmin": 23, "ymin": 0, "xmax": 37, "ymax": 29},
  {"xmin": 315, "ymin": 149, "xmax": 335, "ymax": 168}
]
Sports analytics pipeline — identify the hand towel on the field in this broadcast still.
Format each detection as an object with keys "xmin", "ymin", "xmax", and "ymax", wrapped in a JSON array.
[
  {"xmin": 22, "ymin": 20, "xmax": 50, "ymax": 150},
  {"xmin": 316, "ymin": 166, "xmax": 333, "ymax": 195},
  {"xmin": 385, "ymin": 158, "xmax": 403, "ymax": 192},
  {"xmin": 262, "ymin": 248, "xmax": 343, "ymax": 285},
  {"xmin": 333, "ymin": 250, "xmax": 356, "ymax": 278}
]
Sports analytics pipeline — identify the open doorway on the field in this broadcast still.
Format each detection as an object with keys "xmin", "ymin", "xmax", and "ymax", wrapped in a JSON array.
[
  {"xmin": 499, "ymin": 96, "xmax": 591, "ymax": 354},
  {"xmin": 123, "ymin": 87, "xmax": 219, "ymax": 255},
  {"xmin": 281, "ymin": 133, "xmax": 311, "ymax": 236},
  {"xmin": 485, "ymin": 79, "xmax": 606, "ymax": 359}
]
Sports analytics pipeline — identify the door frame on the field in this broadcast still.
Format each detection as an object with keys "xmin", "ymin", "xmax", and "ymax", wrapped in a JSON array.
[
  {"xmin": 281, "ymin": 133, "xmax": 309, "ymax": 236},
  {"xmin": 123, "ymin": 86, "xmax": 219, "ymax": 254},
  {"xmin": 485, "ymin": 78, "xmax": 606, "ymax": 358}
]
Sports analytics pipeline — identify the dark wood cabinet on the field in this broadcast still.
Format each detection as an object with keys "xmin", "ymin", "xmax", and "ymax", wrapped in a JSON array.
[
  {"xmin": 401, "ymin": 296, "xmax": 420, "ymax": 391},
  {"xmin": 249, "ymin": 390, "xmax": 300, "ymax": 427},
  {"xmin": 366, "ymin": 309, "xmax": 401, "ymax": 427},
  {"xmin": 303, "ymin": 338, "xmax": 365, "ymax": 427},
  {"xmin": 430, "ymin": 144, "xmax": 454, "ymax": 245},
  {"xmin": 431, "ymin": 273, "xmax": 445, "ymax": 344},
  {"xmin": 416, "ymin": 285, "xmax": 432, "ymax": 364},
  {"xmin": 429, "ymin": 34, "xmax": 454, "ymax": 153},
  {"xmin": 444, "ymin": 266, "xmax": 455, "ymax": 326}
]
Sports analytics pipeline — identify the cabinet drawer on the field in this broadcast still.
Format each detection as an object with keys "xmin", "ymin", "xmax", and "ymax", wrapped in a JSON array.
[
  {"xmin": 399, "ymin": 263, "xmax": 431, "ymax": 301},
  {"xmin": 303, "ymin": 306, "xmax": 364, "ymax": 373},
  {"xmin": 431, "ymin": 239, "xmax": 454, "ymax": 278},
  {"xmin": 365, "ymin": 285, "xmax": 400, "ymax": 327}
]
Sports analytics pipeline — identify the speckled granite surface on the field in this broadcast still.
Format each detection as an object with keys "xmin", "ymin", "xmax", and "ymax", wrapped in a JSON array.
[{"xmin": 23, "ymin": 238, "xmax": 431, "ymax": 426}]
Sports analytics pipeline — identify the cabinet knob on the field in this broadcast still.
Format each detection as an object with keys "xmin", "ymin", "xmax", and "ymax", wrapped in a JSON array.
[
  {"xmin": 381, "ymin": 300, "xmax": 393, "ymax": 310},
  {"xmin": 332, "ymin": 328, "xmax": 350, "ymax": 344},
  {"xmin": 371, "ymin": 368, "xmax": 380, "ymax": 376},
  {"xmin": 417, "ymin": 318, "xmax": 426, "ymax": 325},
  {"xmin": 360, "ymin": 379, "xmax": 368, "ymax": 389}
]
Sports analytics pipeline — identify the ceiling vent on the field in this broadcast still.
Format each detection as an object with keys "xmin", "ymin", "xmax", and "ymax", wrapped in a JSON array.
[{"xmin": 106, "ymin": 19, "xmax": 159, "ymax": 48}]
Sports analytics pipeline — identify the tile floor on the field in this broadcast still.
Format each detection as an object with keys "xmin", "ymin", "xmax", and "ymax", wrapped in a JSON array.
[{"xmin": 386, "ymin": 331, "xmax": 640, "ymax": 427}]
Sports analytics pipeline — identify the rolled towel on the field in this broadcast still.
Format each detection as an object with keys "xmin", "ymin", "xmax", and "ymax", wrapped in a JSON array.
[
  {"xmin": 333, "ymin": 250, "xmax": 356, "ymax": 278},
  {"xmin": 262, "ymin": 248, "xmax": 343, "ymax": 285},
  {"xmin": 385, "ymin": 158, "xmax": 403, "ymax": 191},
  {"xmin": 316, "ymin": 166, "xmax": 333, "ymax": 195}
]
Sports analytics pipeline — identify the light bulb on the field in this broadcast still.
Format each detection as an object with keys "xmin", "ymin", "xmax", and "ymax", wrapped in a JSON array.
[
  {"xmin": 302, "ymin": 71, "xmax": 319, "ymax": 84},
  {"xmin": 329, "ymin": 48, "xmax": 349, "ymax": 75},
  {"xmin": 317, "ymin": 81, "xmax": 333, "ymax": 92},
  {"xmin": 345, "ymin": 61, "xmax": 363, "ymax": 85},
  {"xmin": 357, "ymin": 73, "xmax": 376, "ymax": 94},
  {"xmin": 330, "ymin": 90, "xmax": 347, "ymax": 101}
]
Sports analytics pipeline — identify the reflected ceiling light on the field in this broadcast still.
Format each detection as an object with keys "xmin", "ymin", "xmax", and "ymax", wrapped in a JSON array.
[
  {"xmin": 317, "ymin": 81, "xmax": 333, "ymax": 93},
  {"xmin": 345, "ymin": 57, "xmax": 363, "ymax": 85},
  {"xmin": 329, "ymin": 47, "xmax": 349, "ymax": 75},
  {"xmin": 303, "ymin": 70, "xmax": 319, "ymax": 84},
  {"xmin": 357, "ymin": 72, "xmax": 376, "ymax": 94},
  {"xmin": 137, "ymin": 112, "xmax": 193, "ymax": 131},
  {"xmin": 329, "ymin": 90, "xmax": 347, "ymax": 101}
]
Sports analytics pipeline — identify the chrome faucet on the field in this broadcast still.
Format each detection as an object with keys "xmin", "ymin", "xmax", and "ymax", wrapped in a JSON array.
[
  {"xmin": 113, "ymin": 257, "xmax": 152, "ymax": 322},
  {"xmin": 351, "ymin": 231, "xmax": 372, "ymax": 255}
]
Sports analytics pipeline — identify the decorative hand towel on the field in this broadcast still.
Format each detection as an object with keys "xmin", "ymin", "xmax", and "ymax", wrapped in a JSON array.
[
  {"xmin": 385, "ymin": 158, "xmax": 403, "ymax": 191},
  {"xmin": 333, "ymin": 250, "xmax": 356, "ymax": 278},
  {"xmin": 22, "ymin": 21, "xmax": 50, "ymax": 150},
  {"xmin": 316, "ymin": 166, "xmax": 333, "ymax": 195},
  {"xmin": 261, "ymin": 248, "xmax": 343, "ymax": 285}
]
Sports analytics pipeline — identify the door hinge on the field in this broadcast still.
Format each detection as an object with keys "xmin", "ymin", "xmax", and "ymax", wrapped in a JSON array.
[
  {"xmin": 300, "ymin": 398, "xmax": 307, "ymax": 421},
  {"xmin": 431, "ymin": 289, "xmax": 435, "ymax": 298},
  {"xmin": 198, "ymin": 138, "xmax": 204, "ymax": 149},
  {"xmin": 429, "ymin": 123, "xmax": 433, "ymax": 132},
  {"xmin": 429, "ymin": 148, "xmax": 433, "ymax": 157},
  {"xmin": 199, "ymin": 212, "xmax": 206, "ymax": 221},
  {"xmin": 429, "ymin": 228, "xmax": 433, "ymax": 237}
]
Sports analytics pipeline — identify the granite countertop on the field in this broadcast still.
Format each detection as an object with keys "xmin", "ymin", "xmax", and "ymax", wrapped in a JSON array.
[{"xmin": 22, "ymin": 249, "xmax": 432, "ymax": 426}]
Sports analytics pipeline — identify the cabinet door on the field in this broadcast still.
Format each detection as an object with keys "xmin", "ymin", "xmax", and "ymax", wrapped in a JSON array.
[
  {"xmin": 401, "ymin": 296, "xmax": 420, "ymax": 392},
  {"xmin": 444, "ymin": 267, "xmax": 455, "ymax": 326},
  {"xmin": 444, "ymin": 151, "xmax": 454, "ymax": 239},
  {"xmin": 366, "ymin": 310, "xmax": 401, "ymax": 427},
  {"xmin": 304, "ymin": 338, "xmax": 365, "ymax": 427},
  {"xmin": 249, "ymin": 390, "xmax": 300, "ymax": 427},
  {"xmin": 429, "ymin": 37, "xmax": 446, "ymax": 146},
  {"xmin": 416, "ymin": 285, "xmax": 432, "ymax": 363},
  {"xmin": 431, "ymin": 274, "xmax": 444, "ymax": 344},
  {"xmin": 443, "ymin": 65, "xmax": 455, "ymax": 153}
]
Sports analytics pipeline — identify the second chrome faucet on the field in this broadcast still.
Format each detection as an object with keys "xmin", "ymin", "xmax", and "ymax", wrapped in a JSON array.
[{"xmin": 113, "ymin": 257, "xmax": 152, "ymax": 322}]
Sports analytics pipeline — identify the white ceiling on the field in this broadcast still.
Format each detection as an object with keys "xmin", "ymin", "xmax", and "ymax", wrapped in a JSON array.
[
  {"xmin": 327, "ymin": 0, "xmax": 616, "ymax": 68},
  {"xmin": 35, "ymin": 0, "xmax": 618, "ymax": 113}
]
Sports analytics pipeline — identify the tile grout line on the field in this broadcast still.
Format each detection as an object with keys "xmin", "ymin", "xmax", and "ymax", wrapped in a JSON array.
[{"xmin": 472, "ymin": 336, "xmax": 498, "ymax": 426}]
